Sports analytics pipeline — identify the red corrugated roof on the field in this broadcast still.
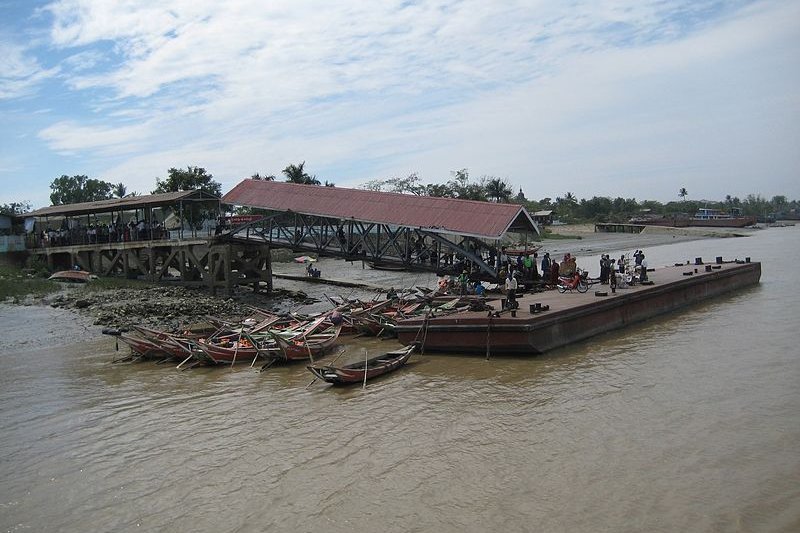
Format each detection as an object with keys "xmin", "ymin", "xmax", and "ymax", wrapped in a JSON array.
[{"xmin": 222, "ymin": 180, "xmax": 538, "ymax": 239}]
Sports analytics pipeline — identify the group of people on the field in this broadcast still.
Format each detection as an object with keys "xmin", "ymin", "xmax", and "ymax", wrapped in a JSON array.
[
  {"xmin": 305, "ymin": 262, "xmax": 321, "ymax": 278},
  {"xmin": 41, "ymin": 217, "xmax": 168, "ymax": 247},
  {"xmin": 435, "ymin": 245, "xmax": 652, "ymax": 306},
  {"xmin": 599, "ymin": 249, "xmax": 648, "ymax": 287},
  {"xmin": 599, "ymin": 254, "xmax": 617, "ymax": 284}
]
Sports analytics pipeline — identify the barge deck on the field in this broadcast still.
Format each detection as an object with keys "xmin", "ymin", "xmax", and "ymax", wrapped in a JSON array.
[{"xmin": 395, "ymin": 260, "xmax": 761, "ymax": 354}]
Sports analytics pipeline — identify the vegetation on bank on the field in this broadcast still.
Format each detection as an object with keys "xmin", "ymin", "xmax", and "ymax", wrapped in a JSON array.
[
  {"xmin": 0, "ymin": 261, "xmax": 162, "ymax": 303},
  {"xmin": 0, "ymin": 264, "xmax": 59, "ymax": 301},
  {"xmin": 2, "ymin": 164, "xmax": 796, "ymax": 226},
  {"xmin": 364, "ymin": 174, "xmax": 797, "ymax": 223}
]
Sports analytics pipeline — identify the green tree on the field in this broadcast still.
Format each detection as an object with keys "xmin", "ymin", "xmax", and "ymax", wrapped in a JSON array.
[
  {"xmin": 424, "ymin": 183, "xmax": 454, "ymax": 197},
  {"xmin": 0, "ymin": 201, "xmax": 31, "ymax": 215},
  {"xmin": 447, "ymin": 169, "xmax": 487, "ymax": 201},
  {"xmin": 282, "ymin": 161, "xmax": 321, "ymax": 185},
  {"xmin": 49, "ymin": 175, "xmax": 114, "ymax": 205},
  {"xmin": 679, "ymin": 187, "xmax": 688, "ymax": 201},
  {"xmin": 153, "ymin": 166, "xmax": 222, "ymax": 197},
  {"xmin": 251, "ymin": 173, "xmax": 276, "ymax": 180},
  {"xmin": 771, "ymin": 195, "xmax": 788, "ymax": 213},
  {"xmin": 554, "ymin": 192, "xmax": 578, "ymax": 221},
  {"xmin": 485, "ymin": 177, "xmax": 513, "ymax": 203},
  {"xmin": 112, "ymin": 182, "xmax": 127, "ymax": 198},
  {"xmin": 362, "ymin": 173, "xmax": 425, "ymax": 195}
]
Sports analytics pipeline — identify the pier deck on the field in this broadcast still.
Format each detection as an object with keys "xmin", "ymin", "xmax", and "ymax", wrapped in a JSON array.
[{"xmin": 396, "ymin": 261, "xmax": 761, "ymax": 354}]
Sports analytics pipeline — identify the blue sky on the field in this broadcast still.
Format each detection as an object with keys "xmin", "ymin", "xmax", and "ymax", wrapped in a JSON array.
[{"xmin": 1, "ymin": 0, "xmax": 798, "ymax": 209}]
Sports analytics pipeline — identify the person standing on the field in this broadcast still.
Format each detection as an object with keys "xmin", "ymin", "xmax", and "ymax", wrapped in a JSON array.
[
  {"xmin": 639, "ymin": 253, "xmax": 648, "ymax": 282},
  {"xmin": 541, "ymin": 252, "xmax": 551, "ymax": 281},
  {"xmin": 474, "ymin": 280, "xmax": 485, "ymax": 296},
  {"xmin": 599, "ymin": 255, "xmax": 608, "ymax": 284},
  {"xmin": 505, "ymin": 272, "xmax": 518, "ymax": 309},
  {"xmin": 458, "ymin": 270, "xmax": 469, "ymax": 296}
]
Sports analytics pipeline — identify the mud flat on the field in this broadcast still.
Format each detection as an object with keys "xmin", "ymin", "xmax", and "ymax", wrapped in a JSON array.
[{"xmin": 537, "ymin": 223, "xmax": 757, "ymax": 259}]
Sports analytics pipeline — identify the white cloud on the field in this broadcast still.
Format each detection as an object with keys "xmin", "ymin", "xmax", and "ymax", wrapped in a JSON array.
[
  {"xmin": 38, "ymin": 120, "xmax": 155, "ymax": 155},
  {"xmin": 1, "ymin": 0, "xmax": 795, "ymax": 206},
  {"xmin": 0, "ymin": 40, "xmax": 57, "ymax": 99}
]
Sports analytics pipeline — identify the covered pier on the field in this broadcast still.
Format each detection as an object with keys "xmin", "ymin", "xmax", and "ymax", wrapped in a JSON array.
[
  {"xmin": 221, "ymin": 179, "xmax": 541, "ymax": 279},
  {"xmin": 26, "ymin": 190, "xmax": 272, "ymax": 295}
]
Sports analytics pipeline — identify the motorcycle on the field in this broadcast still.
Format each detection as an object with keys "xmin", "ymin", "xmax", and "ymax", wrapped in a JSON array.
[{"xmin": 557, "ymin": 268, "xmax": 589, "ymax": 293}]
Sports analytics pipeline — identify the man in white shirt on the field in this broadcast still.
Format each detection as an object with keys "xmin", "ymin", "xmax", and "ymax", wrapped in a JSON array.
[{"xmin": 505, "ymin": 272, "xmax": 518, "ymax": 309}]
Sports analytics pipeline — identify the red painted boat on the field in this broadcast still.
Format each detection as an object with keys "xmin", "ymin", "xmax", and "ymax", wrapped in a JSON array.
[
  {"xmin": 116, "ymin": 331, "xmax": 171, "ymax": 359},
  {"xmin": 49, "ymin": 270, "xmax": 92, "ymax": 282},
  {"xmin": 271, "ymin": 324, "xmax": 343, "ymax": 361},
  {"xmin": 307, "ymin": 342, "xmax": 418, "ymax": 385},
  {"xmin": 194, "ymin": 315, "xmax": 330, "ymax": 365},
  {"xmin": 194, "ymin": 335, "xmax": 276, "ymax": 364}
]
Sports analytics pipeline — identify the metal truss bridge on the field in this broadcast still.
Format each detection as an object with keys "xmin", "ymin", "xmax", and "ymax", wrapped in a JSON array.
[{"xmin": 217, "ymin": 212, "xmax": 511, "ymax": 279}]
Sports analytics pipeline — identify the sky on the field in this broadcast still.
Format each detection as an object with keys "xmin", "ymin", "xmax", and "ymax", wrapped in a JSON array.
[{"xmin": 1, "ymin": 0, "xmax": 798, "ymax": 209}]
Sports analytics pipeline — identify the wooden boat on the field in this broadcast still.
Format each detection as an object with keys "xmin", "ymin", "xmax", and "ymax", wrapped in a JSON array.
[
  {"xmin": 690, "ymin": 208, "xmax": 756, "ymax": 228},
  {"xmin": 194, "ymin": 334, "xmax": 278, "ymax": 364},
  {"xmin": 49, "ymin": 270, "xmax": 92, "ymax": 282},
  {"xmin": 307, "ymin": 342, "xmax": 418, "ymax": 384},
  {"xmin": 130, "ymin": 326, "xmax": 198, "ymax": 360},
  {"xmin": 194, "ymin": 315, "xmax": 331, "ymax": 365},
  {"xmin": 115, "ymin": 331, "xmax": 171, "ymax": 359},
  {"xmin": 271, "ymin": 323, "xmax": 343, "ymax": 361}
]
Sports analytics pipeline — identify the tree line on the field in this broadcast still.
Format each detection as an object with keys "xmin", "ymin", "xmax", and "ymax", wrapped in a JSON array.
[{"xmin": 2, "ymin": 165, "xmax": 797, "ymax": 222}]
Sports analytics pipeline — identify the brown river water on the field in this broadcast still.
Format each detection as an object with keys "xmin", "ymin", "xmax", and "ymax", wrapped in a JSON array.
[{"xmin": 1, "ymin": 226, "xmax": 799, "ymax": 532}]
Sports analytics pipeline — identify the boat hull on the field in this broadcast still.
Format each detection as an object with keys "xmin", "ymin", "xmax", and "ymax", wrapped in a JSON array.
[{"xmin": 307, "ymin": 343, "xmax": 417, "ymax": 384}]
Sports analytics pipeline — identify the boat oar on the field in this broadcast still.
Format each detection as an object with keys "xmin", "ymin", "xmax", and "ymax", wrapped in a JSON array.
[{"xmin": 176, "ymin": 352, "xmax": 194, "ymax": 370}]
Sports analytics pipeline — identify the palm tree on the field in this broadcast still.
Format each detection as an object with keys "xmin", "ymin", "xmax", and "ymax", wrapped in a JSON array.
[
  {"xmin": 485, "ymin": 178, "xmax": 513, "ymax": 203},
  {"xmin": 251, "ymin": 173, "xmax": 275, "ymax": 181},
  {"xmin": 679, "ymin": 187, "xmax": 688, "ymax": 201},
  {"xmin": 282, "ymin": 161, "xmax": 321, "ymax": 185},
  {"xmin": 112, "ymin": 182, "xmax": 127, "ymax": 198}
]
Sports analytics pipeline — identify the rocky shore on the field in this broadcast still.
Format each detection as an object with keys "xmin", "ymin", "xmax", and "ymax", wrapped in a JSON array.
[{"xmin": 35, "ymin": 284, "xmax": 319, "ymax": 332}]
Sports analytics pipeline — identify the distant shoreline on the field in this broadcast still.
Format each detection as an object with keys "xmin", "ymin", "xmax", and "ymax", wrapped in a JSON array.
[{"xmin": 538, "ymin": 223, "xmax": 756, "ymax": 258}]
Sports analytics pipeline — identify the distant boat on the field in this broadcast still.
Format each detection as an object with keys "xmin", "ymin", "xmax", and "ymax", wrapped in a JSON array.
[
  {"xmin": 630, "ymin": 208, "xmax": 756, "ymax": 228},
  {"xmin": 48, "ymin": 270, "xmax": 92, "ymax": 283},
  {"xmin": 690, "ymin": 208, "xmax": 756, "ymax": 228}
]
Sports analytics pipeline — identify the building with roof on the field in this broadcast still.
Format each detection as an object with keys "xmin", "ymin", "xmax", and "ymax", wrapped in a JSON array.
[
  {"xmin": 221, "ymin": 179, "xmax": 540, "ymax": 278},
  {"xmin": 223, "ymin": 179, "xmax": 539, "ymax": 241}
]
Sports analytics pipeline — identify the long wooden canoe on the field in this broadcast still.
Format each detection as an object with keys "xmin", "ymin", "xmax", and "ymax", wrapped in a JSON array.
[{"xmin": 307, "ymin": 342, "xmax": 418, "ymax": 385}]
